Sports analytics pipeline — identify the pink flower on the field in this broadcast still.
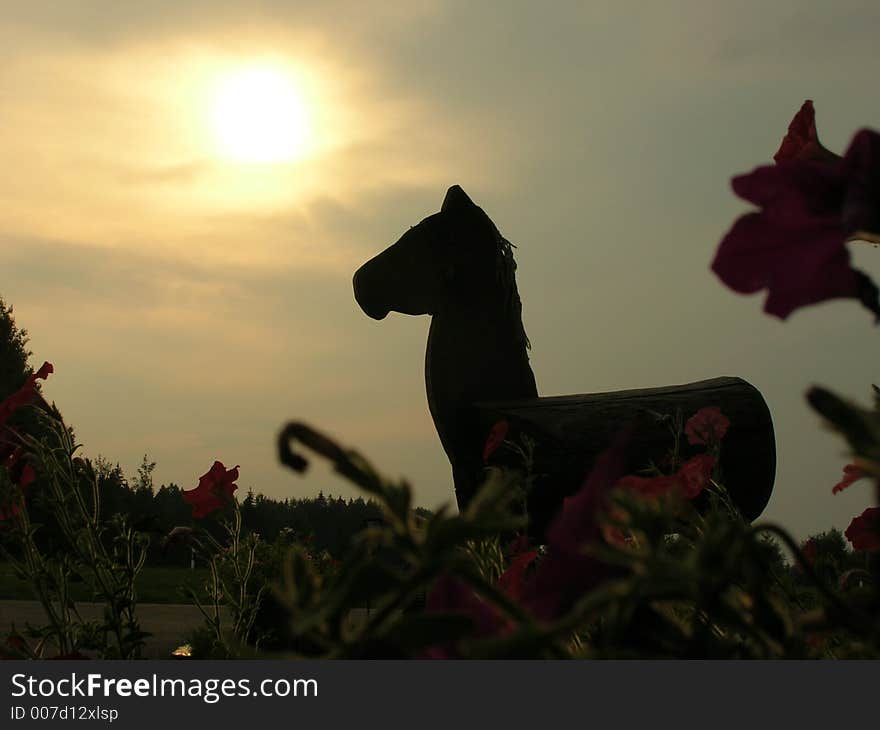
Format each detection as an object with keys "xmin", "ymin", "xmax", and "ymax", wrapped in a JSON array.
[
  {"xmin": 773, "ymin": 100, "xmax": 841, "ymax": 164},
  {"xmin": 844, "ymin": 507, "xmax": 880, "ymax": 551},
  {"xmin": 831, "ymin": 463, "xmax": 866, "ymax": 495},
  {"xmin": 684, "ymin": 407, "xmax": 730, "ymax": 446},
  {"xmin": 482, "ymin": 420, "xmax": 510, "ymax": 463},
  {"xmin": 712, "ymin": 101, "xmax": 880, "ymax": 320},
  {"xmin": 182, "ymin": 461, "xmax": 239, "ymax": 518}
]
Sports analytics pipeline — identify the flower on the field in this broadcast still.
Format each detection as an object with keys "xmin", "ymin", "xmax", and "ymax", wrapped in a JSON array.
[
  {"xmin": 773, "ymin": 100, "xmax": 840, "ymax": 164},
  {"xmin": 684, "ymin": 406, "xmax": 730, "ymax": 446},
  {"xmin": 520, "ymin": 431, "xmax": 630, "ymax": 620},
  {"xmin": 482, "ymin": 420, "xmax": 509, "ymax": 462},
  {"xmin": 182, "ymin": 461, "xmax": 239, "ymax": 518},
  {"xmin": 0, "ymin": 445, "xmax": 37, "ymax": 523},
  {"xmin": 831, "ymin": 463, "xmax": 867, "ymax": 495},
  {"xmin": 497, "ymin": 549, "xmax": 539, "ymax": 601},
  {"xmin": 676, "ymin": 453, "xmax": 717, "ymax": 499},
  {"xmin": 0, "ymin": 361, "xmax": 53, "ymax": 427},
  {"xmin": 615, "ymin": 454, "xmax": 716, "ymax": 501},
  {"xmin": 844, "ymin": 506, "xmax": 880, "ymax": 551},
  {"xmin": 712, "ymin": 101, "xmax": 880, "ymax": 320}
]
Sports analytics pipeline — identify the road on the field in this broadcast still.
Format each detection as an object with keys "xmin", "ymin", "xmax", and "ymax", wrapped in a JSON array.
[{"xmin": 0, "ymin": 600, "xmax": 208, "ymax": 659}]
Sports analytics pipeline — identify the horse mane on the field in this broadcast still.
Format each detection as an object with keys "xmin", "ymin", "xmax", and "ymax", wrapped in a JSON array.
[{"xmin": 496, "ymin": 231, "xmax": 531, "ymax": 351}]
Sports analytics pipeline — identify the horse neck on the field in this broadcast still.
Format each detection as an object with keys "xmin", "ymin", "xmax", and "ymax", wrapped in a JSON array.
[{"xmin": 425, "ymin": 289, "xmax": 537, "ymax": 472}]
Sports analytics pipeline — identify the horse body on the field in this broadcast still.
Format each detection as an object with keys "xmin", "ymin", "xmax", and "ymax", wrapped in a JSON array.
[{"xmin": 354, "ymin": 185, "xmax": 536, "ymax": 508}]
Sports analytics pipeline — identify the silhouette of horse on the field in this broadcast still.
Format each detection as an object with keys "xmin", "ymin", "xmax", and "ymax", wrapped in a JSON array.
[{"xmin": 353, "ymin": 186, "xmax": 775, "ymax": 537}]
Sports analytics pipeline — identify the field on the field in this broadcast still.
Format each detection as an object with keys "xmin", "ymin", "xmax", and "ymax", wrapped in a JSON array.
[{"xmin": 0, "ymin": 562, "xmax": 209, "ymax": 604}]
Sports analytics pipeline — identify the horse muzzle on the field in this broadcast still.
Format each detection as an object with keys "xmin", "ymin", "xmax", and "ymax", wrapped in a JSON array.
[{"xmin": 353, "ymin": 265, "xmax": 390, "ymax": 320}]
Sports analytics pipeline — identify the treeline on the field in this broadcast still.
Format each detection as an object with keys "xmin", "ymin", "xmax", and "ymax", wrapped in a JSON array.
[
  {"xmin": 17, "ymin": 456, "xmax": 408, "ymax": 566},
  {"xmin": 63, "ymin": 457, "xmax": 404, "ymax": 565}
]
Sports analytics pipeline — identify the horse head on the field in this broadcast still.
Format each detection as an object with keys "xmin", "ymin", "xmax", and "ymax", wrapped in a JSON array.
[{"xmin": 353, "ymin": 185, "xmax": 509, "ymax": 320}]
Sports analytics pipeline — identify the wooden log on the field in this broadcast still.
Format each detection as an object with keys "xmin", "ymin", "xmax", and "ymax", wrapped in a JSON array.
[{"xmin": 474, "ymin": 376, "xmax": 775, "ymax": 538}]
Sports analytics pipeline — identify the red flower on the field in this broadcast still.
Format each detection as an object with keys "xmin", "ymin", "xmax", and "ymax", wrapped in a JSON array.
[
  {"xmin": 844, "ymin": 506, "xmax": 880, "ymax": 551},
  {"xmin": 182, "ymin": 461, "xmax": 239, "ymax": 518},
  {"xmin": 0, "ymin": 361, "xmax": 53, "ymax": 427},
  {"xmin": 684, "ymin": 407, "xmax": 730, "ymax": 446},
  {"xmin": 497, "ymin": 549, "xmax": 538, "ymax": 601},
  {"xmin": 482, "ymin": 420, "xmax": 509, "ymax": 463},
  {"xmin": 615, "ymin": 454, "xmax": 716, "ymax": 501},
  {"xmin": 0, "ymin": 446, "xmax": 37, "ymax": 523},
  {"xmin": 712, "ymin": 102, "xmax": 880, "ymax": 320},
  {"xmin": 773, "ymin": 100, "xmax": 840, "ymax": 164},
  {"xmin": 831, "ymin": 463, "xmax": 866, "ymax": 495},
  {"xmin": 676, "ymin": 453, "xmax": 717, "ymax": 499}
]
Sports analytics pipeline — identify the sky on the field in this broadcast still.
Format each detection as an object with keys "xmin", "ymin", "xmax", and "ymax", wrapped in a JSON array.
[{"xmin": 2, "ymin": 0, "xmax": 880, "ymax": 541}]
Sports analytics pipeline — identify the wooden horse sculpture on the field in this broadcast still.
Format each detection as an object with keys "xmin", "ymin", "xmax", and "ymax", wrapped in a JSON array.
[{"xmin": 353, "ymin": 186, "xmax": 775, "ymax": 537}]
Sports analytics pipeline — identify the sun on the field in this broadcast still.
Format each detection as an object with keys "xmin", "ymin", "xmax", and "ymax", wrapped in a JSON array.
[{"xmin": 211, "ymin": 67, "xmax": 312, "ymax": 163}]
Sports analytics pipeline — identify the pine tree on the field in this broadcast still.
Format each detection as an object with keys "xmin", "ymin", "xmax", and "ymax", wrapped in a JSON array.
[
  {"xmin": 0, "ymin": 296, "xmax": 32, "ymax": 400},
  {"xmin": 0, "ymin": 294, "xmax": 69, "ymax": 442}
]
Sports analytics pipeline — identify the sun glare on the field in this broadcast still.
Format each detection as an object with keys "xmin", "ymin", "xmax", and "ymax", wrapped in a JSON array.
[{"xmin": 211, "ymin": 67, "xmax": 312, "ymax": 163}]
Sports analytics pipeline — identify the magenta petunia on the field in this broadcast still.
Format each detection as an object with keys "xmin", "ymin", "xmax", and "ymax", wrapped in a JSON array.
[
  {"xmin": 684, "ymin": 407, "xmax": 730, "ymax": 446},
  {"xmin": 615, "ymin": 453, "xmax": 716, "ymax": 501},
  {"xmin": 773, "ymin": 100, "xmax": 840, "ymax": 164},
  {"xmin": 713, "ymin": 101, "xmax": 880, "ymax": 320},
  {"xmin": 844, "ymin": 507, "xmax": 880, "ymax": 551},
  {"xmin": 520, "ymin": 431, "xmax": 630, "ymax": 620}
]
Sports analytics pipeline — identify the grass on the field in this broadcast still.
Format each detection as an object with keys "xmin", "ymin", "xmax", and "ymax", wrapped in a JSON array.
[{"xmin": 0, "ymin": 562, "xmax": 210, "ymax": 604}]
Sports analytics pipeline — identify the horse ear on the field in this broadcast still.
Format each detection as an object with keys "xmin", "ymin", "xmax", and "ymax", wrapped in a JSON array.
[{"xmin": 441, "ymin": 185, "xmax": 475, "ymax": 213}]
